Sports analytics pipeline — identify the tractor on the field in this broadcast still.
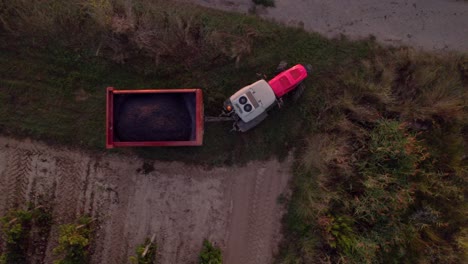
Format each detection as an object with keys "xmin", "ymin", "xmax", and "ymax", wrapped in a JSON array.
[{"xmin": 221, "ymin": 62, "xmax": 311, "ymax": 132}]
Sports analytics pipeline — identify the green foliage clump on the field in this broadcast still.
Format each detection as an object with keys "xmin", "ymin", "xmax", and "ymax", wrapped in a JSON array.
[
  {"xmin": 0, "ymin": 206, "xmax": 52, "ymax": 264},
  {"xmin": 326, "ymin": 216, "xmax": 356, "ymax": 253},
  {"xmin": 0, "ymin": 209, "xmax": 33, "ymax": 264},
  {"xmin": 130, "ymin": 237, "xmax": 157, "ymax": 264},
  {"xmin": 199, "ymin": 240, "xmax": 222, "ymax": 264},
  {"xmin": 53, "ymin": 216, "xmax": 93, "ymax": 264}
]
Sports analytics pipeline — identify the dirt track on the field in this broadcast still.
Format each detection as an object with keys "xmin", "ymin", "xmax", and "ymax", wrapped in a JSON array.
[
  {"xmin": 188, "ymin": 0, "xmax": 468, "ymax": 52},
  {"xmin": 0, "ymin": 136, "xmax": 291, "ymax": 264}
]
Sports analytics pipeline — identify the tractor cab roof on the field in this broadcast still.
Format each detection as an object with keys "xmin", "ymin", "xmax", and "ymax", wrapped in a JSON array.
[{"xmin": 229, "ymin": 80, "xmax": 276, "ymax": 123}]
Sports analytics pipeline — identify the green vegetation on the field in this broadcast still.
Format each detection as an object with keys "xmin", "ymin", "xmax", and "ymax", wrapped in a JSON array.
[
  {"xmin": 53, "ymin": 216, "xmax": 93, "ymax": 264},
  {"xmin": 0, "ymin": 206, "xmax": 52, "ymax": 264},
  {"xmin": 0, "ymin": 1, "xmax": 466, "ymax": 263},
  {"xmin": 279, "ymin": 50, "xmax": 467, "ymax": 262},
  {"xmin": 130, "ymin": 236, "xmax": 157, "ymax": 264},
  {"xmin": 0, "ymin": 208, "xmax": 32, "ymax": 264},
  {"xmin": 199, "ymin": 239, "xmax": 222, "ymax": 264}
]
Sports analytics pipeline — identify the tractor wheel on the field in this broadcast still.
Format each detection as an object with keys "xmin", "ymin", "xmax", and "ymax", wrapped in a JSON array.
[
  {"xmin": 292, "ymin": 82, "xmax": 306, "ymax": 102},
  {"xmin": 276, "ymin": 61, "xmax": 288, "ymax": 74}
]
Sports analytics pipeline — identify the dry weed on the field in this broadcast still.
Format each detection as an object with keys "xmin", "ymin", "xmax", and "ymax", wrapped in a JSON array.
[
  {"xmin": 302, "ymin": 132, "xmax": 355, "ymax": 181},
  {"xmin": 209, "ymin": 27, "xmax": 259, "ymax": 67},
  {"xmin": 390, "ymin": 49, "xmax": 467, "ymax": 122}
]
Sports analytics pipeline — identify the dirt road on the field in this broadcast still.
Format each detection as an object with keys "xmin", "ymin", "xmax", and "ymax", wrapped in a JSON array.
[
  {"xmin": 0, "ymin": 136, "xmax": 292, "ymax": 264},
  {"xmin": 187, "ymin": 0, "xmax": 468, "ymax": 52}
]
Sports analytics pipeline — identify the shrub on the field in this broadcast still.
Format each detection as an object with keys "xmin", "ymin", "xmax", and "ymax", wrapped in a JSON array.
[
  {"xmin": 0, "ymin": 206, "xmax": 52, "ymax": 264},
  {"xmin": 130, "ymin": 236, "xmax": 157, "ymax": 264},
  {"xmin": 319, "ymin": 215, "xmax": 356, "ymax": 253},
  {"xmin": 0, "ymin": 209, "xmax": 33, "ymax": 264},
  {"xmin": 53, "ymin": 216, "xmax": 93, "ymax": 264},
  {"xmin": 199, "ymin": 240, "xmax": 222, "ymax": 264}
]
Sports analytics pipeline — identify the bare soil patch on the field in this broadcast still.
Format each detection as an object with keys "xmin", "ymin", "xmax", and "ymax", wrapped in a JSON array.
[
  {"xmin": 0, "ymin": 136, "xmax": 292, "ymax": 264},
  {"xmin": 186, "ymin": 0, "xmax": 468, "ymax": 52}
]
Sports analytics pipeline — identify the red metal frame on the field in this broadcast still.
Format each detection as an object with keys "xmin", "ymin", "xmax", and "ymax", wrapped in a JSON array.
[
  {"xmin": 106, "ymin": 87, "xmax": 204, "ymax": 148},
  {"xmin": 268, "ymin": 64, "xmax": 308, "ymax": 98}
]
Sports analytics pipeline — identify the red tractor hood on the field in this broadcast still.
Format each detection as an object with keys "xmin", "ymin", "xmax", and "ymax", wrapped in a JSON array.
[{"xmin": 268, "ymin": 64, "xmax": 308, "ymax": 98}]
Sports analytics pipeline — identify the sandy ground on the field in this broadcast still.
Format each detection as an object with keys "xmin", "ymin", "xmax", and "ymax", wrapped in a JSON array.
[
  {"xmin": 187, "ymin": 0, "xmax": 468, "ymax": 52},
  {"xmin": 0, "ymin": 136, "xmax": 291, "ymax": 264}
]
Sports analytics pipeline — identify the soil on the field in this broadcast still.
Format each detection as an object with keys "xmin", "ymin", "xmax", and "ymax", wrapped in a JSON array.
[
  {"xmin": 186, "ymin": 0, "xmax": 468, "ymax": 52},
  {"xmin": 0, "ymin": 136, "xmax": 292, "ymax": 264},
  {"xmin": 115, "ymin": 93, "xmax": 193, "ymax": 142}
]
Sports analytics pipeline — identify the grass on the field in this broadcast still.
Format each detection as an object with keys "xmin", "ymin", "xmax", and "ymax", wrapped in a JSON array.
[
  {"xmin": 278, "ymin": 50, "xmax": 467, "ymax": 263},
  {"xmin": 0, "ymin": 0, "xmax": 467, "ymax": 263}
]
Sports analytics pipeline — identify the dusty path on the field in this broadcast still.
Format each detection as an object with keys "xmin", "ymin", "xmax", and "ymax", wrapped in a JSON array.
[
  {"xmin": 187, "ymin": 0, "xmax": 468, "ymax": 52},
  {"xmin": 0, "ymin": 136, "xmax": 291, "ymax": 264}
]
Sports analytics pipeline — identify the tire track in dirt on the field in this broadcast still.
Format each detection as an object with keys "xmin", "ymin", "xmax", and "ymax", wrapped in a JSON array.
[
  {"xmin": 44, "ymin": 155, "xmax": 89, "ymax": 263},
  {"xmin": 3, "ymin": 148, "xmax": 32, "ymax": 210},
  {"xmin": 0, "ymin": 142, "xmax": 56, "ymax": 263},
  {"xmin": 225, "ymin": 160, "xmax": 291, "ymax": 264},
  {"xmin": 0, "ymin": 143, "xmax": 9, "ymax": 254},
  {"xmin": 90, "ymin": 162, "xmax": 132, "ymax": 264},
  {"xmin": 27, "ymin": 152, "xmax": 57, "ymax": 264},
  {"xmin": 53, "ymin": 157, "xmax": 84, "ymax": 221},
  {"xmin": 246, "ymin": 167, "xmax": 272, "ymax": 264},
  {"xmin": 0, "ymin": 143, "xmax": 10, "ymax": 216}
]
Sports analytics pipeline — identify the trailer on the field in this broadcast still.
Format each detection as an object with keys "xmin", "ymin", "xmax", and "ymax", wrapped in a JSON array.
[{"xmin": 106, "ymin": 88, "xmax": 204, "ymax": 148}]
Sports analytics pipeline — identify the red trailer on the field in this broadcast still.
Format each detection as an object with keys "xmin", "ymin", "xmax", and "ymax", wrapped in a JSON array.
[{"xmin": 106, "ymin": 87, "xmax": 204, "ymax": 148}]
